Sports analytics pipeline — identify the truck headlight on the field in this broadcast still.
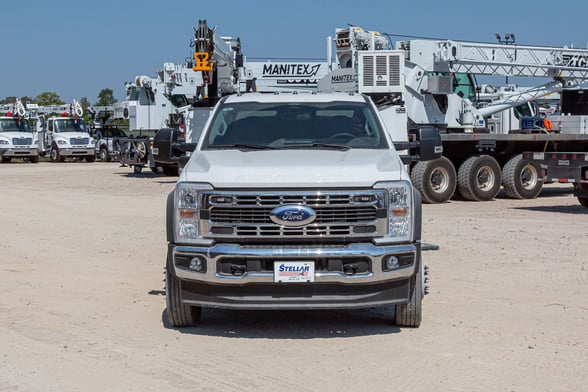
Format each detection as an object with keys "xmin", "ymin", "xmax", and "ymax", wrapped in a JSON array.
[
  {"xmin": 0, "ymin": 139, "xmax": 9, "ymax": 145},
  {"xmin": 174, "ymin": 182, "xmax": 212, "ymax": 243},
  {"xmin": 57, "ymin": 139, "xmax": 67, "ymax": 145},
  {"xmin": 374, "ymin": 181, "xmax": 413, "ymax": 242}
]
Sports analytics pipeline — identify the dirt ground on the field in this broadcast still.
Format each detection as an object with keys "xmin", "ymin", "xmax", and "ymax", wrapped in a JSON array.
[{"xmin": 1, "ymin": 161, "xmax": 587, "ymax": 392}]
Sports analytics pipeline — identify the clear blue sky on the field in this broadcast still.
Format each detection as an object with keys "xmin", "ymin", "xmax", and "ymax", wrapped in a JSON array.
[{"xmin": 2, "ymin": 0, "xmax": 587, "ymax": 104}]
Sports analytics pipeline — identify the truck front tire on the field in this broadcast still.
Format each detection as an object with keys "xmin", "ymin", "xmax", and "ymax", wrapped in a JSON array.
[
  {"xmin": 395, "ymin": 262, "xmax": 423, "ymax": 327},
  {"xmin": 50, "ymin": 146, "xmax": 64, "ymax": 162},
  {"xmin": 166, "ymin": 256, "xmax": 202, "ymax": 327},
  {"xmin": 411, "ymin": 157, "xmax": 456, "ymax": 204}
]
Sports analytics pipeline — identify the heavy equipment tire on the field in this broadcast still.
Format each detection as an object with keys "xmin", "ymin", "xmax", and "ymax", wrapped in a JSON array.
[
  {"xmin": 502, "ymin": 154, "xmax": 542, "ymax": 199},
  {"xmin": 578, "ymin": 197, "xmax": 588, "ymax": 208},
  {"xmin": 457, "ymin": 155, "xmax": 502, "ymax": 201},
  {"xmin": 29, "ymin": 155, "xmax": 39, "ymax": 163},
  {"xmin": 99, "ymin": 147, "xmax": 110, "ymax": 162},
  {"xmin": 395, "ymin": 261, "xmax": 423, "ymax": 328},
  {"xmin": 411, "ymin": 157, "xmax": 456, "ymax": 203},
  {"xmin": 86, "ymin": 154, "xmax": 96, "ymax": 163},
  {"xmin": 50, "ymin": 146, "xmax": 64, "ymax": 162},
  {"xmin": 166, "ymin": 256, "xmax": 202, "ymax": 327},
  {"xmin": 133, "ymin": 165, "xmax": 143, "ymax": 174},
  {"xmin": 162, "ymin": 164, "xmax": 179, "ymax": 177}
]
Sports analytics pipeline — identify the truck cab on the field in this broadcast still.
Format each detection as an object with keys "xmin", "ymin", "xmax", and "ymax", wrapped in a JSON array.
[
  {"xmin": 154, "ymin": 92, "xmax": 441, "ymax": 328},
  {"xmin": 0, "ymin": 115, "xmax": 39, "ymax": 163},
  {"xmin": 39, "ymin": 115, "xmax": 96, "ymax": 162}
]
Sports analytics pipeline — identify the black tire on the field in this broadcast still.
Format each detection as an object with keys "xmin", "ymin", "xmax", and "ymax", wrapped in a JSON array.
[
  {"xmin": 502, "ymin": 154, "xmax": 542, "ymax": 199},
  {"xmin": 86, "ymin": 155, "xmax": 96, "ymax": 163},
  {"xmin": 578, "ymin": 197, "xmax": 588, "ymax": 208},
  {"xmin": 395, "ymin": 262, "xmax": 423, "ymax": 327},
  {"xmin": 50, "ymin": 146, "xmax": 64, "ymax": 162},
  {"xmin": 457, "ymin": 155, "xmax": 502, "ymax": 201},
  {"xmin": 133, "ymin": 165, "xmax": 143, "ymax": 174},
  {"xmin": 162, "ymin": 164, "xmax": 179, "ymax": 177},
  {"xmin": 99, "ymin": 147, "xmax": 110, "ymax": 162},
  {"xmin": 411, "ymin": 157, "xmax": 456, "ymax": 204},
  {"xmin": 166, "ymin": 256, "xmax": 202, "ymax": 327},
  {"xmin": 30, "ymin": 155, "xmax": 39, "ymax": 163},
  {"xmin": 1, "ymin": 156, "xmax": 12, "ymax": 163}
]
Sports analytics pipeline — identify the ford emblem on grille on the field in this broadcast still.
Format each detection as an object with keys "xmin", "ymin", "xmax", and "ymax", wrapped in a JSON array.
[{"xmin": 270, "ymin": 205, "xmax": 316, "ymax": 227}]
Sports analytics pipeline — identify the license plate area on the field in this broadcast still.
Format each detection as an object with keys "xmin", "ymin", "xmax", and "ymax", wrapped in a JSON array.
[{"xmin": 274, "ymin": 261, "xmax": 315, "ymax": 283}]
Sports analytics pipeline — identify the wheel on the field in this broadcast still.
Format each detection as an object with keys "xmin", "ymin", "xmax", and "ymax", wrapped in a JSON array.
[
  {"xmin": 99, "ymin": 147, "xmax": 110, "ymax": 162},
  {"xmin": 133, "ymin": 165, "xmax": 143, "ymax": 174},
  {"xmin": 85, "ymin": 155, "xmax": 96, "ymax": 163},
  {"xmin": 457, "ymin": 155, "xmax": 502, "ymax": 201},
  {"xmin": 150, "ymin": 166, "xmax": 164, "ymax": 174},
  {"xmin": 166, "ymin": 255, "xmax": 202, "ymax": 327},
  {"xmin": 411, "ymin": 157, "xmax": 456, "ymax": 203},
  {"xmin": 29, "ymin": 155, "xmax": 39, "ymax": 163},
  {"xmin": 50, "ymin": 146, "xmax": 64, "ymax": 162},
  {"xmin": 502, "ymin": 154, "xmax": 542, "ymax": 199},
  {"xmin": 1, "ymin": 156, "xmax": 12, "ymax": 163},
  {"xmin": 162, "ymin": 164, "xmax": 179, "ymax": 176},
  {"xmin": 578, "ymin": 197, "xmax": 588, "ymax": 208},
  {"xmin": 395, "ymin": 261, "xmax": 423, "ymax": 327},
  {"xmin": 135, "ymin": 141, "xmax": 147, "ymax": 159}
]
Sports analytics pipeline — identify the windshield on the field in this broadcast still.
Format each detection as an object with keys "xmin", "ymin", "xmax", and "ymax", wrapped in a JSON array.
[
  {"xmin": 202, "ymin": 101, "xmax": 388, "ymax": 150},
  {"xmin": 54, "ymin": 119, "xmax": 88, "ymax": 133},
  {"xmin": 0, "ymin": 118, "xmax": 31, "ymax": 132}
]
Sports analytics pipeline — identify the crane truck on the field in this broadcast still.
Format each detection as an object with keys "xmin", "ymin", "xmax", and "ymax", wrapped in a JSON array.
[
  {"xmin": 318, "ymin": 25, "xmax": 588, "ymax": 203},
  {"xmin": 36, "ymin": 100, "xmax": 96, "ymax": 162},
  {"xmin": 0, "ymin": 100, "xmax": 39, "ymax": 163}
]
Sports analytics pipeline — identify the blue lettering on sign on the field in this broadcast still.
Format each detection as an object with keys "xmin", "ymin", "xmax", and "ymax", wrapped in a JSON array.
[{"xmin": 279, "ymin": 264, "xmax": 311, "ymax": 272}]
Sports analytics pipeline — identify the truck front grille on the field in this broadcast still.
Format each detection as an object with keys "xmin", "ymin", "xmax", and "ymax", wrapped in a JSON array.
[
  {"xmin": 70, "ymin": 137, "xmax": 89, "ymax": 145},
  {"xmin": 12, "ymin": 137, "xmax": 32, "ymax": 145},
  {"xmin": 201, "ymin": 190, "xmax": 388, "ymax": 240}
]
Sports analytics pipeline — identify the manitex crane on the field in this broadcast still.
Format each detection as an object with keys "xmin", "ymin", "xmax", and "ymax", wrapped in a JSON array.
[{"xmin": 319, "ymin": 25, "xmax": 588, "ymax": 202}]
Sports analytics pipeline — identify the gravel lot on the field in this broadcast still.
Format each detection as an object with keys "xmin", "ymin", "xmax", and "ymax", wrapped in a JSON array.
[{"xmin": 1, "ymin": 162, "xmax": 587, "ymax": 391}]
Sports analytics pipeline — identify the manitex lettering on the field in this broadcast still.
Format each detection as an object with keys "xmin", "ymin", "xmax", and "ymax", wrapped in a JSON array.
[{"xmin": 262, "ymin": 63, "xmax": 321, "ymax": 77}]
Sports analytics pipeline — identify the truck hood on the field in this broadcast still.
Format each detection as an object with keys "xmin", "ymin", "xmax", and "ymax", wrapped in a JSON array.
[
  {"xmin": 0, "ymin": 132, "xmax": 35, "ymax": 140},
  {"xmin": 52, "ymin": 132, "xmax": 91, "ymax": 139},
  {"xmin": 180, "ymin": 149, "xmax": 407, "ymax": 188}
]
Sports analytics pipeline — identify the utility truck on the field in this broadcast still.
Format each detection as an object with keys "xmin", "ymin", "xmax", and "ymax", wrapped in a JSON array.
[
  {"xmin": 0, "ymin": 100, "xmax": 39, "ymax": 163},
  {"xmin": 37, "ymin": 100, "xmax": 96, "ymax": 162},
  {"xmin": 318, "ymin": 26, "xmax": 588, "ymax": 203},
  {"xmin": 154, "ymin": 91, "xmax": 442, "ymax": 328}
]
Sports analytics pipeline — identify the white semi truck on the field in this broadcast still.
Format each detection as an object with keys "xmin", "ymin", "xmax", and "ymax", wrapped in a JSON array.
[
  {"xmin": 37, "ymin": 100, "xmax": 96, "ymax": 162},
  {"xmin": 0, "ymin": 100, "xmax": 39, "ymax": 163},
  {"xmin": 153, "ymin": 91, "xmax": 442, "ymax": 328}
]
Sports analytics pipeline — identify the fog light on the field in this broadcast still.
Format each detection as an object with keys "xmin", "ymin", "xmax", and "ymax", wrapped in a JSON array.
[
  {"xmin": 385, "ymin": 256, "xmax": 399, "ymax": 270},
  {"xmin": 189, "ymin": 257, "xmax": 204, "ymax": 272}
]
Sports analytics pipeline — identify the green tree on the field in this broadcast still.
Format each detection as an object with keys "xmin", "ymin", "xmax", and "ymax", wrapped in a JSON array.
[
  {"xmin": 36, "ymin": 91, "xmax": 65, "ymax": 106},
  {"xmin": 1, "ymin": 96, "xmax": 17, "ymax": 104},
  {"xmin": 95, "ymin": 89, "xmax": 117, "ymax": 106}
]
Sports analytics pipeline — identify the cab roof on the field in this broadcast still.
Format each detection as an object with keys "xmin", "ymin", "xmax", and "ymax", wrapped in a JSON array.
[{"xmin": 221, "ymin": 92, "xmax": 368, "ymax": 104}]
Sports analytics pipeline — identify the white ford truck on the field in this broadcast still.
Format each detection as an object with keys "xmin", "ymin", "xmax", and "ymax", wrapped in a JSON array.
[{"xmin": 153, "ymin": 92, "xmax": 441, "ymax": 328}]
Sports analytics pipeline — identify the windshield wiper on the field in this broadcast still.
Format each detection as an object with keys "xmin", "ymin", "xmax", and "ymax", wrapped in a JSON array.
[
  {"xmin": 279, "ymin": 143, "xmax": 350, "ymax": 151},
  {"xmin": 210, "ymin": 144, "xmax": 277, "ymax": 151}
]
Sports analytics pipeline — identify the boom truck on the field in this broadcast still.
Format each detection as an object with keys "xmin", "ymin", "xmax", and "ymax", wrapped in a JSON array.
[
  {"xmin": 36, "ymin": 100, "xmax": 96, "ymax": 162},
  {"xmin": 318, "ymin": 26, "xmax": 588, "ymax": 203},
  {"xmin": 0, "ymin": 100, "xmax": 39, "ymax": 163}
]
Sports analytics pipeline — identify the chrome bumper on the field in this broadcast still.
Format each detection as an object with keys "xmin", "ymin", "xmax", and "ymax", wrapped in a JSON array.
[
  {"xmin": 59, "ymin": 148, "xmax": 94, "ymax": 156},
  {"xmin": 172, "ymin": 242, "xmax": 418, "ymax": 284},
  {"xmin": 0, "ymin": 148, "xmax": 37, "ymax": 157}
]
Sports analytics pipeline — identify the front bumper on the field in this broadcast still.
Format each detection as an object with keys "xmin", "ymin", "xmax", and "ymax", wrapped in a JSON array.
[
  {"xmin": 170, "ymin": 242, "xmax": 420, "ymax": 310},
  {"xmin": 58, "ymin": 148, "xmax": 94, "ymax": 157},
  {"xmin": 0, "ymin": 148, "xmax": 38, "ymax": 157}
]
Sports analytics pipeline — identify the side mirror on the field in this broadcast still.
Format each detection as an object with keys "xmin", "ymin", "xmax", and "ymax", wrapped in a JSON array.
[{"xmin": 414, "ymin": 126, "xmax": 443, "ymax": 162}]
